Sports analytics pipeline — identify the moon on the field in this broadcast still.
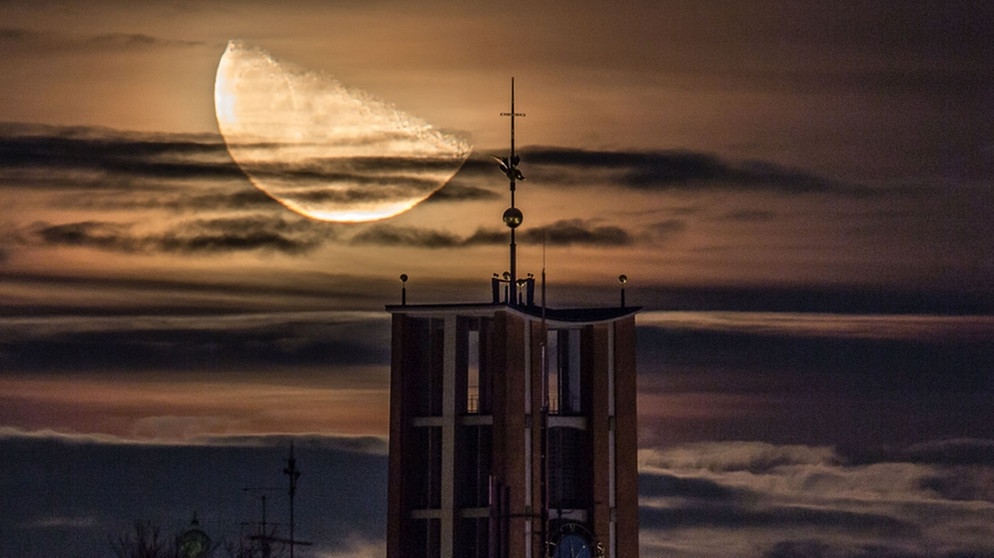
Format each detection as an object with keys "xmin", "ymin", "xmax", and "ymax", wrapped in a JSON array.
[{"xmin": 214, "ymin": 41, "xmax": 471, "ymax": 222}]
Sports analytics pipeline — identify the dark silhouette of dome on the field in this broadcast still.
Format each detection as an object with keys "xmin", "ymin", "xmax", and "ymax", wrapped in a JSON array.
[{"xmin": 178, "ymin": 514, "xmax": 210, "ymax": 558}]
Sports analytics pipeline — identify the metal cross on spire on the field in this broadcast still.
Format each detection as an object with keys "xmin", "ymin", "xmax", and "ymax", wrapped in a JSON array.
[
  {"xmin": 497, "ymin": 77, "xmax": 526, "ymax": 296},
  {"xmin": 498, "ymin": 77, "xmax": 526, "ymax": 206}
]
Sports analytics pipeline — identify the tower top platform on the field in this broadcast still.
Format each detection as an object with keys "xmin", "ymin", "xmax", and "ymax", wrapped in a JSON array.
[{"xmin": 385, "ymin": 301, "xmax": 640, "ymax": 325}]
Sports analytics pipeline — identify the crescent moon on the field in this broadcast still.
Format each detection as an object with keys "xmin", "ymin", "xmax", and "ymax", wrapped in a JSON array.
[{"xmin": 214, "ymin": 41, "xmax": 471, "ymax": 222}]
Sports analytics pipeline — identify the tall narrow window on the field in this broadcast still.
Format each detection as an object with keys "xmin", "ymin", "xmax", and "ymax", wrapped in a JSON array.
[
  {"xmin": 548, "ymin": 426, "xmax": 592, "ymax": 510},
  {"xmin": 478, "ymin": 318, "xmax": 493, "ymax": 414},
  {"xmin": 558, "ymin": 329, "xmax": 582, "ymax": 414},
  {"xmin": 408, "ymin": 318, "xmax": 444, "ymax": 417},
  {"xmin": 454, "ymin": 517, "xmax": 489, "ymax": 558},
  {"xmin": 406, "ymin": 518, "xmax": 441, "ymax": 558},
  {"xmin": 546, "ymin": 328, "xmax": 559, "ymax": 413},
  {"xmin": 456, "ymin": 424, "xmax": 492, "ymax": 507},
  {"xmin": 467, "ymin": 328, "xmax": 480, "ymax": 413},
  {"xmin": 459, "ymin": 317, "xmax": 492, "ymax": 415},
  {"xmin": 406, "ymin": 426, "xmax": 442, "ymax": 509}
]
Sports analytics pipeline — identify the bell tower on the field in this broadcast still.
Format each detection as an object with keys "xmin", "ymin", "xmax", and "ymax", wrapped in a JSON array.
[{"xmin": 385, "ymin": 81, "xmax": 640, "ymax": 558}]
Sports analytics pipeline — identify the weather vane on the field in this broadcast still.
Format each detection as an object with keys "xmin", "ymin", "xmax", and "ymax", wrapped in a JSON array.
[{"xmin": 495, "ymin": 77, "xmax": 526, "ymax": 298}]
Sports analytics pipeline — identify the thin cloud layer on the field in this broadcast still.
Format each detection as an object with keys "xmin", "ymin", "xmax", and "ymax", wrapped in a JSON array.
[
  {"xmin": 639, "ymin": 440, "xmax": 994, "ymax": 557},
  {"xmin": 1, "ymin": 125, "xmax": 871, "ymax": 200},
  {"xmin": 423, "ymin": 181, "xmax": 500, "ymax": 202},
  {"xmin": 353, "ymin": 219, "xmax": 632, "ymax": 248},
  {"xmin": 518, "ymin": 147, "xmax": 864, "ymax": 194},
  {"xmin": 350, "ymin": 225, "xmax": 461, "ymax": 248},
  {"xmin": 0, "ymin": 310, "xmax": 391, "ymax": 373},
  {"xmin": 519, "ymin": 219, "xmax": 631, "ymax": 246},
  {"xmin": 0, "ymin": 26, "xmax": 206, "ymax": 53},
  {"xmin": 0, "ymin": 124, "xmax": 237, "ymax": 182},
  {"xmin": 28, "ymin": 216, "xmax": 328, "ymax": 255},
  {"xmin": 10, "ymin": 123, "xmax": 986, "ymax": 288}
]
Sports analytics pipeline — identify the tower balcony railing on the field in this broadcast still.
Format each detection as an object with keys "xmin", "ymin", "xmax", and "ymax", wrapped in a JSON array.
[
  {"xmin": 547, "ymin": 395, "xmax": 583, "ymax": 416},
  {"xmin": 463, "ymin": 394, "xmax": 585, "ymax": 415}
]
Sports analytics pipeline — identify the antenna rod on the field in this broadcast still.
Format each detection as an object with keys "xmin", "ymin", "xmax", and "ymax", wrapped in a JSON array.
[
  {"xmin": 510, "ymin": 77, "xmax": 517, "ymax": 208},
  {"xmin": 541, "ymin": 229, "xmax": 547, "ymax": 320},
  {"xmin": 284, "ymin": 441, "xmax": 301, "ymax": 558},
  {"xmin": 539, "ymin": 227, "xmax": 549, "ymax": 553}
]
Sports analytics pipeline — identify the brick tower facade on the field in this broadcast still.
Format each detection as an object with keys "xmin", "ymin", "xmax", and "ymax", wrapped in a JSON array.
[{"xmin": 385, "ymin": 300, "xmax": 639, "ymax": 558}]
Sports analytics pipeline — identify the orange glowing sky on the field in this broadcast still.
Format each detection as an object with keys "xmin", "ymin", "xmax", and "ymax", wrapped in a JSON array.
[
  {"xmin": 0, "ymin": 373, "xmax": 389, "ymax": 439},
  {"xmin": 2, "ymin": 1, "xmax": 991, "ymax": 302},
  {"xmin": 1, "ymin": 0, "xmax": 992, "ymax": 442}
]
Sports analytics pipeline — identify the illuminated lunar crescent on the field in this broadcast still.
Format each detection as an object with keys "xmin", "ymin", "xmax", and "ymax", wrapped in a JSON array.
[{"xmin": 214, "ymin": 41, "xmax": 471, "ymax": 222}]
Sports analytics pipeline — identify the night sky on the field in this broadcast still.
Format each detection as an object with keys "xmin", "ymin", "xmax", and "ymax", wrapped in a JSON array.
[{"xmin": 1, "ymin": 1, "xmax": 993, "ymax": 556}]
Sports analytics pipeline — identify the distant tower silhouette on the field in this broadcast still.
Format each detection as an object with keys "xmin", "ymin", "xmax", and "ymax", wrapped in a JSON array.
[
  {"xmin": 242, "ymin": 445, "xmax": 312, "ymax": 557},
  {"xmin": 178, "ymin": 514, "xmax": 210, "ymax": 558},
  {"xmin": 386, "ymin": 80, "xmax": 640, "ymax": 558},
  {"xmin": 284, "ymin": 442, "xmax": 301, "ymax": 558}
]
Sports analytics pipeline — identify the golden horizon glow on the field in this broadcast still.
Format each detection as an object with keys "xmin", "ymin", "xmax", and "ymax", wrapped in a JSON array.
[{"xmin": 0, "ymin": 373, "xmax": 389, "ymax": 441}]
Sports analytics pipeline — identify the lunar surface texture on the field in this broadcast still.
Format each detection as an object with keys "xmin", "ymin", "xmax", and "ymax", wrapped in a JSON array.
[{"xmin": 214, "ymin": 41, "xmax": 471, "ymax": 222}]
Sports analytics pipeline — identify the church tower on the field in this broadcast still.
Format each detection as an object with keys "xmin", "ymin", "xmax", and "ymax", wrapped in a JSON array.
[{"xmin": 385, "ymin": 81, "xmax": 640, "ymax": 558}]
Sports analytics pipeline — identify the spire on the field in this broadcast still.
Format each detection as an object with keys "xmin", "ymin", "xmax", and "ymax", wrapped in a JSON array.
[{"xmin": 498, "ymin": 78, "xmax": 526, "ymax": 299}]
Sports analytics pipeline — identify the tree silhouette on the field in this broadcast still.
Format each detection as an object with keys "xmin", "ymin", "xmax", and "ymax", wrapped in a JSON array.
[
  {"xmin": 109, "ymin": 519, "xmax": 277, "ymax": 558},
  {"xmin": 110, "ymin": 520, "xmax": 174, "ymax": 558}
]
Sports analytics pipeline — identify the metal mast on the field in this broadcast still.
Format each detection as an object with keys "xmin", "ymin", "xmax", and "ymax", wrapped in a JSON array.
[
  {"xmin": 284, "ymin": 442, "xmax": 301, "ymax": 558},
  {"xmin": 498, "ymin": 78, "xmax": 525, "ymax": 302},
  {"xmin": 540, "ymin": 230, "xmax": 550, "ymax": 555}
]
